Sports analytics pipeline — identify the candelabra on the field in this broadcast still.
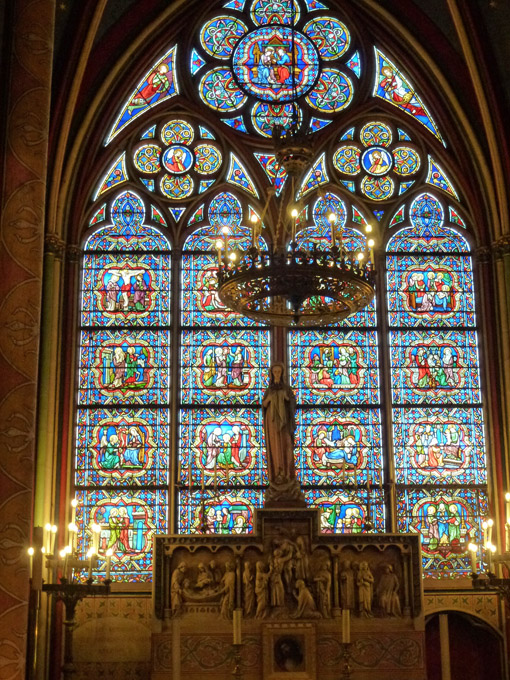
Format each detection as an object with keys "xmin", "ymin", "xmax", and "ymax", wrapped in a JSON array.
[{"xmin": 43, "ymin": 577, "xmax": 111, "ymax": 680}]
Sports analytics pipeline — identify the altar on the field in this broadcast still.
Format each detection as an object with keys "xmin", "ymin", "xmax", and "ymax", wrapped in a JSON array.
[{"xmin": 150, "ymin": 508, "xmax": 425, "ymax": 680}]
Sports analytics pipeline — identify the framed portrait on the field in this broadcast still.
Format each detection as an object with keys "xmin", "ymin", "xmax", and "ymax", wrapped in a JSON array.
[{"xmin": 263, "ymin": 623, "xmax": 316, "ymax": 680}]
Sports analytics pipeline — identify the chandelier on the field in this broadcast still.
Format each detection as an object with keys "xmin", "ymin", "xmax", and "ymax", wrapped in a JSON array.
[
  {"xmin": 216, "ymin": 119, "xmax": 376, "ymax": 326},
  {"xmin": 216, "ymin": 5, "xmax": 375, "ymax": 326}
]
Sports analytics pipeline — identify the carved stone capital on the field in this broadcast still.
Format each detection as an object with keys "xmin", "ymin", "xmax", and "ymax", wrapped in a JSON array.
[
  {"xmin": 44, "ymin": 233, "xmax": 66, "ymax": 258},
  {"xmin": 66, "ymin": 244, "xmax": 82, "ymax": 262},
  {"xmin": 474, "ymin": 246, "xmax": 491, "ymax": 264},
  {"xmin": 492, "ymin": 235, "xmax": 510, "ymax": 257}
]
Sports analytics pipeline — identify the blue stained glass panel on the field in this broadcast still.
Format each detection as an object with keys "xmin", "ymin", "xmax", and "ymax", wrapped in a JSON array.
[
  {"xmin": 178, "ymin": 489, "xmax": 263, "ymax": 534},
  {"xmin": 180, "ymin": 329, "xmax": 270, "ymax": 405},
  {"xmin": 209, "ymin": 191, "xmax": 242, "ymax": 227},
  {"xmin": 289, "ymin": 330, "xmax": 380, "ymax": 405},
  {"xmin": 199, "ymin": 68, "xmax": 247, "ymax": 111},
  {"xmin": 306, "ymin": 69, "xmax": 353, "ymax": 113},
  {"xmin": 200, "ymin": 16, "xmax": 248, "ymax": 59},
  {"xmin": 387, "ymin": 224, "xmax": 470, "ymax": 254},
  {"xmin": 306, "ymin": 488, "xmax": 385, "ymax": 534},
  {"xmin": 85, "ymin": 224, "xmax": 169, "ymax": 251},
  {"xmin": 183, "ymin": 224, "xmax": 254, "ymax": 252},
  {"xmin": 181, "ymin": 253, "xmax": 258, "ymax": 327},
  {"xmin": 392, "ymin": 407, "xmax": 486, "ymax": 486},
  {"xmin": 75, "ymin": 408, "xmax": 169, "ymax": 487},
  {"xmin": 396, "ymin": 487, "xmax": 488, "ymax": 578},
  {"xmin": 78, "ymin": 329, "xmax": 171, "ymax": 405},
  {"xmin": 303, "ymin": 17, "xmax": 350, "ymax": 60},
  {"xmin": 75, "ymin": 489, "xmax": 167, "ymax": 581},
  {"xmin": 81, "ymin": 253, "xmax": 171, "ymax": 327},
  {"xmin": 250, "ymin": 0, "xmax": 300, "ymax": 26},
  {"xmin": 179, "ymin": 407, "xmax": 266, "ymax": 487},
  {"xmin": 390, "ymin": 330, "xmax": 481, "ymax": 404},
  {"xmin": 295, "ymin": 408, "xmax": 383, "ymax": 487},
  {"xmin": 386, "ymin": 254, "xmax": 476, "ymax": 327}
]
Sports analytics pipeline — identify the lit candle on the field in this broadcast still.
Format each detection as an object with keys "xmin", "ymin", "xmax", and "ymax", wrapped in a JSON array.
[
  {"xmin": 250, "ymin": 214, "xmax": 258, "ymax": 248},
  {"xmin": 506, "ymin": 524, "xmax": 510, "ymax": 554},
  {"xmin": 68, "ymin": 523, "xmax": 78, "ymax": 552},
  {"xmin": 341, "ymin": 608, "xmax": 350, "ymax": 644},
  {"xmin": 215, "ymin": 239, "xmax": 223, "ymax": 268},
  {"xmin": 291, "ymin": 207, "xmax": 298, "ymax": 243},
  {"xmin": 87, "ymin": 548, "xmax": 95, "ymax": 580},
  {"xmin": 486, "ymin": 542, "xmax": 496, "ymax": 574},
  {"xmin": 233, "ymin": 608, "xmax": 242, "ymax": 645},
  {"xmin": 28, "ymin": 547, "xmax": 34, "ymax": 579},
  {"xmin": 506, "ymin": 493, "xmax": 510, "ymax": 524},
  {"xmin": 482, "ymin": 520, "xmax": 488, "ymax": 547},
  {"xmin": 64, "ymin": 545, "xmax": 72, "ymax": 580},
  {"xmin": 328, "ymin": 212, "xmax": 336, "ymax": 247},
  {"xmin": 50, "ymin": 525, "xmax": 57, "ymax": 555},
  {"xmin": 105, "ymin": 548, "xmax": 113, "ymax": 581},
  {"xmin": 71, "ymin": 498, "xmax": 78, "ymax": 526},
  {"xmin": 468, "ymin": 543, "xmax": 478, "ymax": 574},
  {"xmin": 367, "ymin": 238, "xmax": 375, "ymax": 265}
]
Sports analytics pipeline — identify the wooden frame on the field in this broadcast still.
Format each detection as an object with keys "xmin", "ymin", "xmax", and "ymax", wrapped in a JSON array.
[{"xmin": 262, "ymin": 622, "xmax": 316, "ymax": 680}]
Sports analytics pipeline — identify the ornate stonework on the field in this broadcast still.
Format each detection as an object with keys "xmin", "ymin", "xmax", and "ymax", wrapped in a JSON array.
[{"xmin": 151, "ymin": 509, "xmax": 425, "ymax": 679}]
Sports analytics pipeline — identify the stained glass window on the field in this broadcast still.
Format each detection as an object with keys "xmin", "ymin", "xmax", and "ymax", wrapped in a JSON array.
[
  {"xmin": 387, "ymin": 193, "xmax": 486, "ymax": 578},
  {"xmin": 73, "ymin": 0, "xmax": 490, "ymax": 588},
  {"xmin": 179, "ymin": 191, "xmax": 270, "ymax": 534},
  {"xmin": 289, "ymin": 194, "xmax": 383, "ymax": 533},
  {"xmin": 76, "ymin": 191, "xmax": 170, "ymax": 581}
]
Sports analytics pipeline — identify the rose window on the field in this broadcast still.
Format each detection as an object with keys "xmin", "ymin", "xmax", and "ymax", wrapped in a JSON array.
[
  {"xmin": 333, "ymin": 121, "xmax": 421, "ymax": 201},
  {"xmin": 194, "ymin": 0, "xmax": 359, "ymax": 137},
  {"xmin": 133, "ymin": 119, "xmax": 223, "ymax": 199}
]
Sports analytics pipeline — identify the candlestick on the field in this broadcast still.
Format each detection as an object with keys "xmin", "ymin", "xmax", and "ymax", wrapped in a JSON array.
[
  {"xmin": 250, "ymin": 214, "xmax": 258, "ymax": 248},
  {"xmin": 482, "ymin": 520, "xmax": 488, "ymax": 547},
  {"xmin": 341, "ymin": 608, "xmax": 351, "ymax": 644},
  {"xmin": 87, "ymin": 549, "xmax": 95, "ymax": 580},
  {"xmin": 50, "ymin": 525, "xmax": 57, "ymax": 555},
  {"xmin": 366, "ymin": 471, "xmax": 371, "ymax": 491},
  {"xmin": 105, "ymin": 548, "xmax": 113, "ymax": 581},
  {"xmin": 222, "ymin": 226, "xmax": 229, "ymax": 255},
  {"xmin": 71, "ymin": 498, "xmax": 78, "ymax": 526},
  {"xmin": 68, "ymin": 523, "xmax": 78, "ymax": 552},
  {"xmin": 487, "ymin": 518, "xmax": 494, "ymax": 545},
  {"xmin": 44, "ymin": 523, "xmax": 52, "ymax": 553},
  {"xmin": 28, "ymin": 547, "xmax": 34, "ymax": 579},
  {"xmin": 91, "ymin": 523, "xmax": 101, "ymax": 552},
  {"xmin": 215, "ymin": 239, "xmax": 223, "ymax": 268},
  {"xmin": 468, "ymin": 543, "xmax": 478, "ymax": 574},
  {"xmin": 233, "ymin": 608, "xmax": 242, "ymax": 645},
  {"xmin": 506, "ymin": 524, "xmax": 510, "ymax": 553}
]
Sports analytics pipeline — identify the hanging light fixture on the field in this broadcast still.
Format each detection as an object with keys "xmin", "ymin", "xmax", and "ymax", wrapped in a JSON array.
[{"xmin": 216, "ymin": 7, "xmax": 375, "ymax": 327}]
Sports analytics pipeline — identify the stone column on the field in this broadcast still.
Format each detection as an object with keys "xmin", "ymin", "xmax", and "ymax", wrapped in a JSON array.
[{"xmin": 0, "ymin": 1, "xmax": 55, "ymax": 677}]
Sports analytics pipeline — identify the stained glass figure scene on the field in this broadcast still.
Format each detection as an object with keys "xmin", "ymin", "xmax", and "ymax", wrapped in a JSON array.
[
  {"xmin": 195, "ymin": 0, "xmax": 358, "ymax": 136},
  {"xmin": 373, "ymin": 48, "xmax": 443, "ymax": 143},
  {"xmin": 387, "ymin": 192, "xmax": 486, "ymax": 577},
  {"xmin": 179, "ymin": 191, "xmax": 271, "ymax": 536},
  {"xmin": 77, "ymin": 190, "xmax": 172, "ymax": 580},
  {"xmin": 106, "ymin": 46, "xmax": 178, "ymax": 144}
]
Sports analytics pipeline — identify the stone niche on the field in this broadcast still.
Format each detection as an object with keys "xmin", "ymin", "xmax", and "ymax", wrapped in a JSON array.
[{"xmin": 151, "ymin": 509, "xmax": 425, "ymax": 680}]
